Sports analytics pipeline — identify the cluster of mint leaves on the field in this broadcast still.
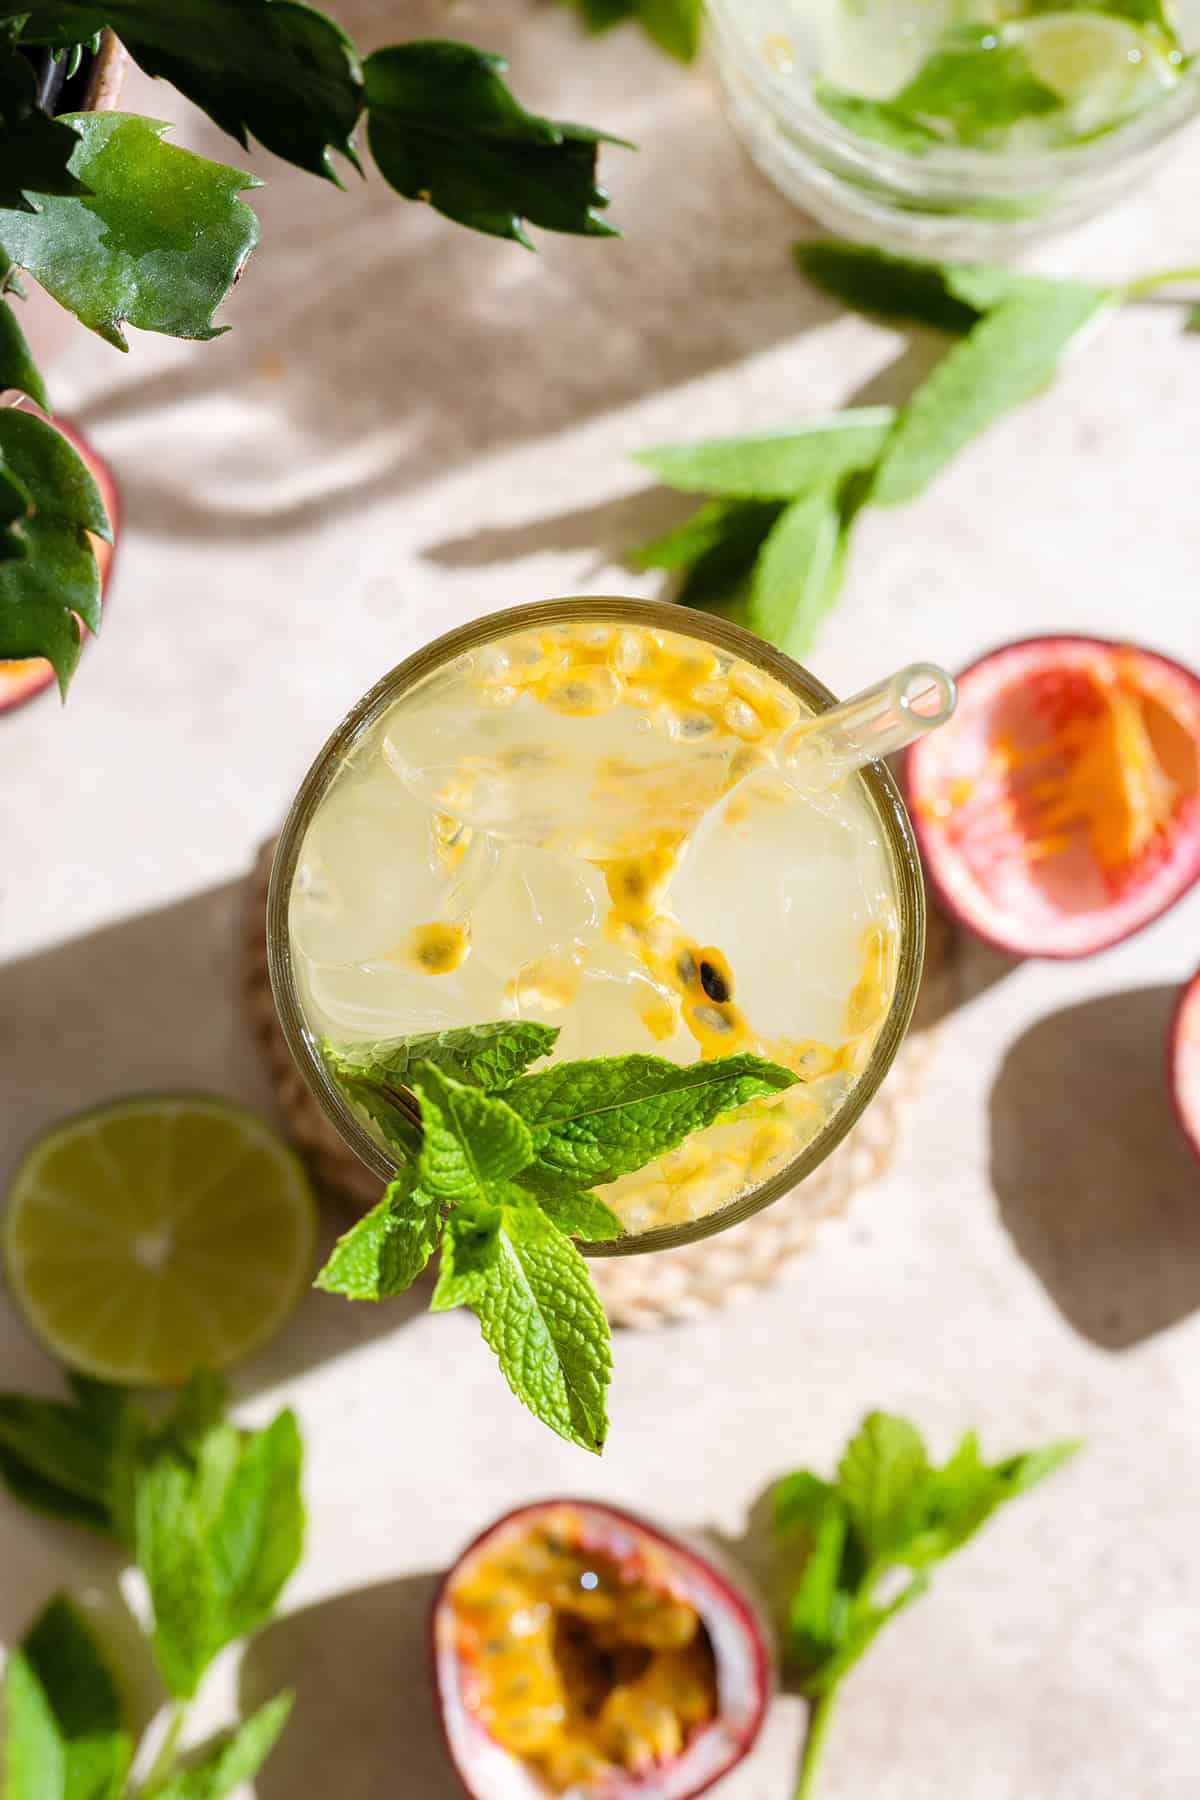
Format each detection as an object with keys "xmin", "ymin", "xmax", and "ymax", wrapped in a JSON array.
[
  {"xmin": 0, "ymin": 8, "xmax": 628, "ymax": 694},
  {"xmin": 773, "ymin": 1412, "xmax": 1080, "ymax": 1799},
  {"xmin": 629, "ymin": 238, "xmax": 1200, "ymax": 659},
  {"xmin": 0, "ymin": 1367, "xmax": 303, "ymax": 1800},
  {"xmin": 317, "ymin": 1020, "xmax": 796, "ymax": 1452},
  {"xmin": 564, "ymin": 0, "xmax": 702, "ymax": 63},
  {"xmin": 814, "ymin": 3, "xmax": 1190, "ymax": 155}
]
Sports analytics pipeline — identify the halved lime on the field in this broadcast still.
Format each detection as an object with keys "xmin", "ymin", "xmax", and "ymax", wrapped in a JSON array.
[
  {"xmin": 1013, "ymin": 13, "xmax": 1179, "ymax": 135},
  {"xmin": 3, "ymin": 1096, "xmax": 317, "ymax": 1385}
]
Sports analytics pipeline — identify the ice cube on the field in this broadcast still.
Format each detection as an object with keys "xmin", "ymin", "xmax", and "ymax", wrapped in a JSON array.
[
  {"xmin": 469, "ymin": 844, "xmax": 608, "ymax": 977},
  {"xmin": 301, "ymin": 949, "xmax": 508, "ymax": 1044},
  {"xmin": 517, "ymin": 944, "xmax": 691, "ymax": 1063}
]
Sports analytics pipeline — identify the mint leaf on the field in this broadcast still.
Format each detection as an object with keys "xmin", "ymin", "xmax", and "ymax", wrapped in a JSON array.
[
  {"xmin": 436, "ymin": 1198, "xmax": 612, "ymax": 1452},
  {"xmin": 628, "ymin": 496, "xmax": 783, "ymax": 581},
  {"xmin": 0, "ymin": 408, "xmax": 110, "ymax": 692},
  {"xmin": 0, "ymin": 298, "xmax": 49, "ymax": 408},
  {"xmin": 411, "ymin": 1061, "xmax": 534, "ymax": 1203},
  {"xmin": 4, "ymin": 1594, "xmax": 132, "ymax": 1800},
  {"xmin": 316, "ymin": 1168, "xmax": 439, "ymax": 1299},
  {"xmin": 330, "ymin": 1067, "xmax": 422, "ymax": 1162},
  {"xmin": 10, "ymin": 1, "xmax": 362, "ymax": 181},
  {"xmin": 326, "ymin": 1020, "xmax": 556, "ymax": 1091},
  {"xmin": 0, "ymin": 1390, "xmax": 119, "ymax": 1532},
  {"xmin": 802, "ymin": 1572, "xmax": 929, "ymax": 1696},
  {"xmin": 835, "ymin": 1412, "xmax": 930, "ymax": 1558},
  {"xmin": 154, "ymin": 1692, "xmax": 295, "ymax": 1800},
  {"xmin": 634, "ymin": 410, "xmax": 894, "ymax": 499},
  {"xmin": 894, "ymin": 27, "xmax": 1063, "ymax": 141},
  {"xmin": 504, "ymin": 1051, "xmax": 796, "ymax": 1189},
  {"xmin": 0, "ymin": 112, "xmax": 261, "ymax": 350},
  {"xmin": 813, "ymin": 81, "xmax": 945, "ymax": 154},
  {"xmin": 364, "ymin": 42, "xmax": 622, "ymax": 247},
  {"xmin": 135, "ymin": 1398, "xmax": 304, "ymax": 1698},
  {"xmin": 794, "ymin": 240, "xmax": 983, "ymax": 335},
  {"xmin": 565, "ymin": 0, "xmax": 702, "ymax": 59},
  {"xmin": 528, "ymin": 1186, "xmax": 624, "ymax": 1241},
  {"xmin": 871, "ymin": 282, "xmax": 1111, "ymax": 506},
  {"xmin": 0, "ymin": 50, "xmax": 87, "ymax": 210},
  {"xmin": 786, "ymin": 1502, "xmax": 849, "ymax": 1673},
  {"xmin": 745, "ymin": 483, "xmax": 848, "ymax": 658},
  {"xmin": 774, "ymin": 1469, "xmax": 841, "ymax": 1537}
]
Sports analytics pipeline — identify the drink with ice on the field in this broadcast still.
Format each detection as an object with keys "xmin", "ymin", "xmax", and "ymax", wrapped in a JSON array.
[{"xmin": 278, "ymin": 601, "xmax": 924, "ymax": 1244}]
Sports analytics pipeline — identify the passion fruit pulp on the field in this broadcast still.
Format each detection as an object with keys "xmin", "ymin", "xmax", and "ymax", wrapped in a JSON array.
[
  {"xmin": 433, "ymin": 1500, "xmax": 770, "ymax": 1800},
  {"xmin": 0, "ymin": 417, "xmax": 119, "ymax": 713},
  {"xmin": 904, "ymin": 636, "xmax": 1200, "ymax": 959},
  {"xmin": 1169, "ymin": 967, "xmax": 1200, "ymax": 1164}
]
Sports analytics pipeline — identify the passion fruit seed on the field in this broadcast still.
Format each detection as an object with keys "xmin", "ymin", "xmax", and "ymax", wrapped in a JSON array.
[
  {"xmin": 398, "ymin": 921, "xmax": 470, "ymax": 974},
  {"xmin": 699, "ymin": 958, "xmax": 731, "ymax": 1004}
]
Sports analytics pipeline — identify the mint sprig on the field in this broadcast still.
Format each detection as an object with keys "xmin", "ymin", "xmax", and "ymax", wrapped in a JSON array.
[
  {"xmin": 774, "ymin": 1413, "xmax": 1081, "ymax": 1798},
  {"xmin": 1, "ymin": 1370, "xmax": 301, "ymax": 1800},
  {"xmin": 318, "ymin": 1022, "xmax": 797, "ymax": 1450},
  {"xmin": 564, "ymin": 0, "xmax": 703, "ymax": 62},
  {"xmin": 628, "ymin": 241, "xmax": 1196, "ymax": 657}
]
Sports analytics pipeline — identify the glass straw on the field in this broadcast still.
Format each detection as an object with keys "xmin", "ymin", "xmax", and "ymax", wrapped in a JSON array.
[{"xmin": 781, "ymin": 662, "xmax": 956, "ymax": 791}]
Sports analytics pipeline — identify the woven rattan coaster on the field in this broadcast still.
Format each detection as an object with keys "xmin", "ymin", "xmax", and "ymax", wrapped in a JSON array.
[{"xmin": 244, "ymin": 841, "xmax": 955, "ymax": 1328}]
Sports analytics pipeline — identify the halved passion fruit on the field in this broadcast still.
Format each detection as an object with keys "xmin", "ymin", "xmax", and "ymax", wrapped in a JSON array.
[
  {"xmin": 0, "ymin": 417, "xmax": 119, "ymax": 713},
  {"xmin": 1169, "ymin": 967, "xmax": 1200, "ymax": 1164},
  {"xmin": 904, "ymin": 637, "xmax": 1200, "ymax": 958},
  {"xmin": 432, "ymin": 1500, "xmax": 770, "ymax": 1800}
]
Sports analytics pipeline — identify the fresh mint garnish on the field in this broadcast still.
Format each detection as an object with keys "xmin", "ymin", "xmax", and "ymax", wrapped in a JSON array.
[
  {"xmin": 774, "ymin": 1413, "xmax": 1081, "ymax": 1797},
  {"xmin": 318, "ymin": 1025, "xmax": 797, "ymax": 1450},
  {"xmin": 892, "ymin": 26, "xmax": 1062, "ymax": 142},
  {"xmin": 624, "ymin": 242, "xmax": 1200, "ymax": 656},
  {"xmin": 1, "ymin": 1369, "xmax": 301, "ymax": 1800},
  {"xmin": 813, "ymin": 81, "xmax": 946, "ymax": 155},
  {"xmin": 435, "ymin": 1192, "xmax": 613, "ymax": 1451},
  {"xmin": 502, "ymin": 1050, "xmax": 798, "ymax": 1189}
]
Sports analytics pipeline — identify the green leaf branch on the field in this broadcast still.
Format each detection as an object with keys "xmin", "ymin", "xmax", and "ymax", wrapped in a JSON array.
[
  {"xmin": 772, "ymin": 1413, "xmax": 1081, "ymax": 1799},
  {"xmin": 317, "ymin": 1020, "xmax": 796, "ymax": 1452},
  {"xmin": 0, "ymin": 1369, "xmax": 304, "ymax": 1800},
  {"xmin": 627, "ymin": 240, "xmax": 1200, "ymax": 658},
  {"xmin": 0, "ymin": 8, "xmax": 629, "ymax": 688}
]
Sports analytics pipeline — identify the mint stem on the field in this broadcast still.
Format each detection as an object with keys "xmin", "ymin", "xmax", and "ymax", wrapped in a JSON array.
[
  {"xmin": 137, "ymin": 1699, "xmax": 188, "ymax": 1798},
  {"xmin": 795, "ymin": 1686, "xmax": 838, "ymax": 1800},
  {"xmin": 1120, "ymin": 265, "xmax": 1200, "ymax": 300}
]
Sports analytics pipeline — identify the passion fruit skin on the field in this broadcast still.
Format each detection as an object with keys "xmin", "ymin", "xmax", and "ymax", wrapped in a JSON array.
[
  {"xmin": 431, "ymin": 1498, "xmax": 771, "ymax": 1800},
  {"xmin": 903, "ymin": 634, "xmax": 1200, "ymax": 962},
  {"xmin": 0, "ymin": 417, "xmax": 119, "ymax": 714},
  {"xmin": 1168, "ymin": 968, "xmax": 1200, "ymax": 1166}
]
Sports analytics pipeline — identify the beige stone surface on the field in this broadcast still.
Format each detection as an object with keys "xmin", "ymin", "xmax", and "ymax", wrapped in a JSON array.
[{"xmin": 3, "ymin": 4, "xmax": 1200, "ymax": 1795}]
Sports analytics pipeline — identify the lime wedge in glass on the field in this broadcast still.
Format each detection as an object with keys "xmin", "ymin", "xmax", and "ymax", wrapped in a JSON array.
[{"xmin": 1013, "ymin": 13, "xmax": 1180, "ymax": 137}]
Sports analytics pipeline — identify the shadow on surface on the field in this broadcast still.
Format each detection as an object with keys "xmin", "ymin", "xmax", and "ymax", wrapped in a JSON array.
[
  {"xmin": 240, "ymin": 1571, "xmax": 457, "ymax": 1800},
  {"xmin": 990, "ymin": 985, "xmax": 1200, "ymax": 1349},
  {"xmin": 425, "ymin": 483, "xmax": 698, "ymax": 572},
  {"xmin": 76, "ymin": 2, "xmax": 833, "ymax": 546},
  {"xmin": 0, "ymin": 879, "xmax": 427, "ymax": 1394}
]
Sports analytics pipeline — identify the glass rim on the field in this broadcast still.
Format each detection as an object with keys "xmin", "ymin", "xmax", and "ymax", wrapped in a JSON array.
[
  {"xmin": 703, "ymin": 0, "xmax": 1200, "ymax": 187},
  {"xmin": 266, "ymin": 595, "xmax": 927, "ymax": 1257}
]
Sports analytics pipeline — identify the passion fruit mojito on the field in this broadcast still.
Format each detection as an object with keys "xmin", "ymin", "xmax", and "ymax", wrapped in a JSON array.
[{"xmin": 278, "ymin": 601, "xmax": 922, "ymax": 1244}]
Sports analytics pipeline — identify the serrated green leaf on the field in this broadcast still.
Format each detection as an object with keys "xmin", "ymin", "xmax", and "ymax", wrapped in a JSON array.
[
  {"xmin": 0, "ymin": 49, "xmax": 88, "ymax": 212},
  {"xmin": 787, "ymin": 1504, "xmax": 849, "ymax": 1672},
  {"xmin": 745, "ymin": 483, "xmax": 846, "ymax": 658},
  {"xmin": 0, "ymin": 1442, "xmax": 112, "ymax": 1531},
  {"xmin": 331, "ymin": 1069, "xmax": 422, "ymax": 1162},
  {"xmin": 316, "ymin": 1170, "xmax": 440, "ymax": 1300},
  {"xmin": 794, "ymin": 240, "xmax": 983, "ymax": 334},
  {"xmin": 4, "ymin": 1594, "xmax": 133, "ymax": 1800},
  {"xmin": 528, "ymin": 1186, "xmax": 624, "ymax": 1241},
  {"xmin": 135, "ymin": 1455, "xmax": 222, "ymax": 1698},
  {"xmin": 430, "ymin": 1200, "xmax": 503, "ymax": 1312},
  {"xmin": 0, "ymin": 298, "xmax": 48, "ymax": 406},
  {"xmin": 993, "ymin": 1438, "xmax": 1083, "ymax": 1495},
  {"xmin": 412, "ymin": 1061, "xmax": 534, "ymax": 1203},
  {"xmin": 813, "ymin": 81, "xmax": 945, "ymax": 154},
  {"xmin": 8, "ymin": 1, "xmax": 362, "ymax": 181},
  {"xmin": 0, "ymin": 1393, "xmax": 116, "ymax": 1516},
  {"xmin": 0, "ymin": 407, "xmax": 108, "ymax": 691},
  {"xmin": 802, "ymin": 1572, "xmax": 930, "ymax": 1696},
  {"xmin": 871, "ymin": 283, "xmax": 1111, "ymax": 506},
  {"xmin": 774, "ymin": 1469, "xmax": 841, "ymax": 1537},
  {"xmin": 0, "ymin": 112, "xmax": 260, "ymax": 350},
  {"xmin": 154, "ymin": 1692, "xmax": 295, "ymax": 1800},
  {"xmin": 460, "ymin": 1198, "xmax": 612, "ymax": 1452},
  {"xmin": 836, "ymin": 1412, "xmax": 930, "ymax": 1558},
  {"xmin": 504, "ymin": 1051, "xmax": 797, "ymax": 1190},
  {"xmin": 634, "ymin": 410, "xmax": 894, "ymax": 499},
  {"xmin": 364, "ymin": 41, "xmax": 623, "ymax": 246},
  {"xmin": 326, "ymin": 1020, "xmax": 557, "ymax": 1092},
  {"xmin": 894, "ymin": 27, "xmax": 1063, "ymax": 142}
]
